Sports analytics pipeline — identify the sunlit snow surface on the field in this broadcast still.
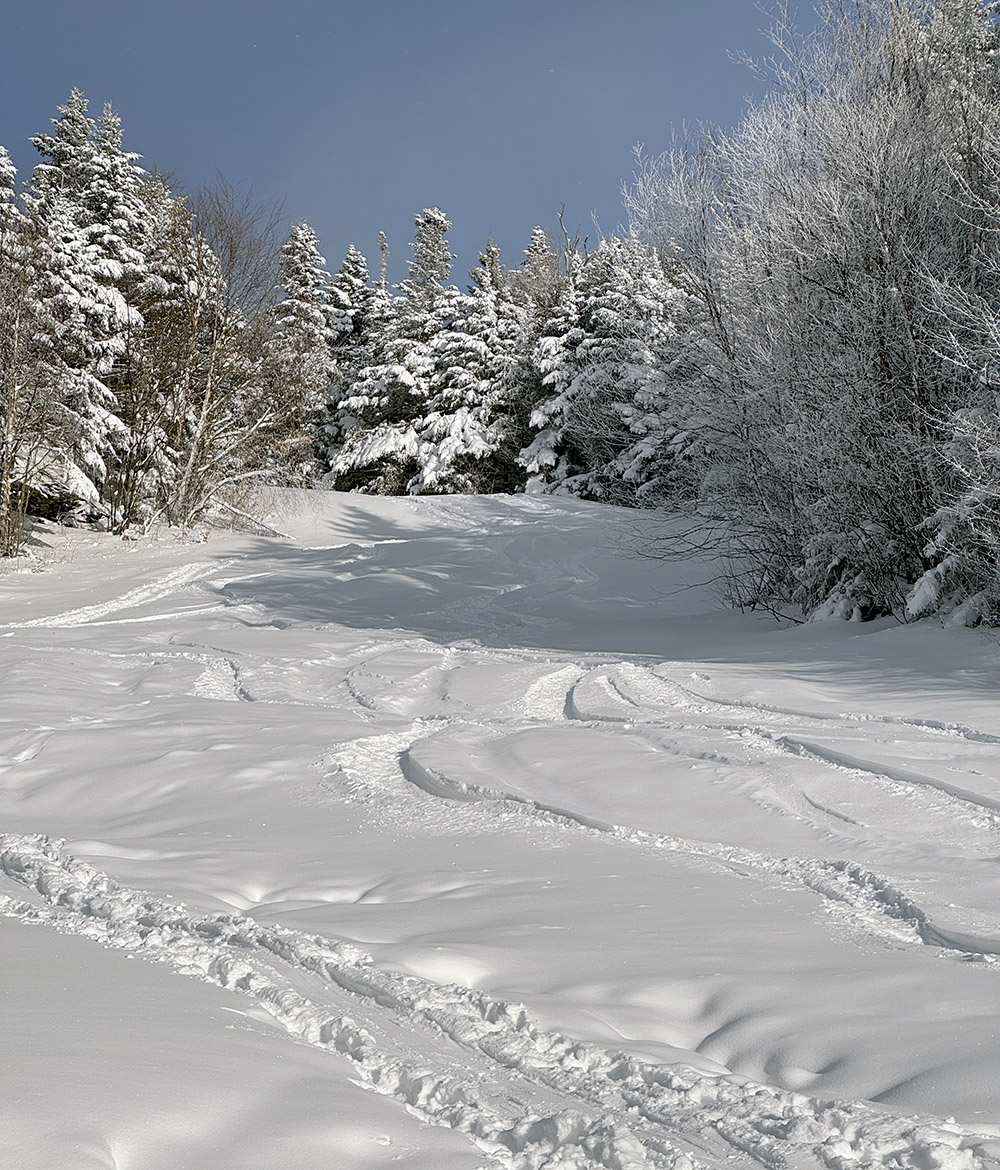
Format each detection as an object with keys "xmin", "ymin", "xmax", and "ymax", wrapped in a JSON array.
[{"xmin": 3, "ymin": 490, "xmax": 1000, "ymax": 1170}]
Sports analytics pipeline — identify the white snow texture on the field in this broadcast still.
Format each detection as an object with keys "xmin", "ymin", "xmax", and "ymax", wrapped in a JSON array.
[{"xmin": 2, "ymin": 489, "xmax": 1000, "ymax": 1170}]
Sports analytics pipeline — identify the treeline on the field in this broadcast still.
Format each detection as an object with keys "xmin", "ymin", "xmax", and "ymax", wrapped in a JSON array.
[
  {"xmin": 316, "ymin": 212, "xmax": 691, "ymax": 503},
  {"xmin": 0, "ymin": 91, "xmax": 328, "ymax": 555},
  {"xmin": 622, "ymin": 0, "xmax": 1000, "ymax": 624},
  {"xmin": 6, "ymin": 0, "xmax": 1000, "ymax": 626},
  {"xmin": 0, "ymin": 88, "xmax": 690, "ymax": 550}
]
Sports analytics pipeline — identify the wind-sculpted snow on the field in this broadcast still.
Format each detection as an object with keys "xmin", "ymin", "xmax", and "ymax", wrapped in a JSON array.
[
  {"xmin": 2, "ymin": 834, "xmax": 996, "ymax": 1170},
  {"xmin": 5, "ymin": 491, "xmax": 1000, "ymax": 1165},
  {"xmin": 4, "ymin": 558, "xmax": 231, "ymax": 628},
  {"xmin": 337, "ymin": 720, "xmax": 996, "ymax": 958},
  {"xmin": 0, "ymin": 838, "xmax": 664, "ymax": 1170}
]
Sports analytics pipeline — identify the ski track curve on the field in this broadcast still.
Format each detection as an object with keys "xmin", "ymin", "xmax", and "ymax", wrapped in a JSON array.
[
  {"xmin": 2, "ymin": 833, "xmax": 998, "ymax": 1170},
  {"xmin": 546, "ymin": 664, "xmax": 1000, "ymax": 847},
  {"xmin": 9, "ymin": 546, "xmax": 1000, "ymax": 1165},
  {"xmin": 324, "ymin": 720, "xmax": 1000, "ymax": 962},
  {"xmin": 644, "ymin": 669, "xmax": 1000, "ymax": 749},
  {"xmin": 773, "ymin": 735, "xmax": 1000, "ymax": 822},
  {"xmin": 4, "ymin": 560, "xmax": 233, "ymax": 629}
]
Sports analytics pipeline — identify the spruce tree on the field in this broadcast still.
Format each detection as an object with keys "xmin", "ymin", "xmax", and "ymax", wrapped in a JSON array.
[
  {"xmin": 414, "ymin": 241, "xmax": 527, "ymax": 493},
  {"xmin": 266, "ymin": 221, "xmax": 334, "ymax": 481},
  {"xmin": 400, "ymin": 206, "xmax": 453, "ymax": 314},
  {"xmin": 331, "ymin": 209, "xmax": 455, "ymax": 493},
  {"xmin": 319, "ymin": 243, "xmax": 376, "ymax": 466},
  {"xmin": 29, "ymin": 88, "xmax": 94, "ymax": 209},
  {"xmin": 0, "ymin": 147, "xmax": 33, "ymax": 552},
  {"xmin": 519, "ymin": 283, "xmax": 584, "ymax": 491},
  {"xmin": 27, "ymin": 90, "xmax": 140, "ymax": 512}
]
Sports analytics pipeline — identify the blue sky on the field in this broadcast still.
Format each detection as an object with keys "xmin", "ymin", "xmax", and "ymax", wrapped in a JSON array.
[{"xmin": 0, "ymin": 1, "xmax": 817, "ymax": 282}]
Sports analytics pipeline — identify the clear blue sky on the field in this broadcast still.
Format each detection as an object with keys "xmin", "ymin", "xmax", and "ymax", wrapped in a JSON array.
[{"xmin": 0, "ymin": 1, "xmax": 817, "ymax": 283}]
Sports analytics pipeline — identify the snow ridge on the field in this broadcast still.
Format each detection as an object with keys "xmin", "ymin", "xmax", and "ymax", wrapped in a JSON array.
[
  {"xmin": 2, "ymin": 833, "xmax": 997, "ymax": 1170},
  {"xmin": 0, "ymin": 833, "xmax": 659, "ymax": 1170},
  {"xmin": 5, "ymin": 560, "xmax": 229, "ymax": 628},
  {"xmin": 327, "ymin": 722, "xmax": 1000, "ymax": 959}
]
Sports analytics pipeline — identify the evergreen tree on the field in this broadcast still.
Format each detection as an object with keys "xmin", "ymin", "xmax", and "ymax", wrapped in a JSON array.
[
  {"xmin": 318, "ymin": 243, "xmax": 375, "ymax": 463},
  {"xmin": 29, "ymin": 88, "xmax": 94, "ymax": 209},
  {"xmin": 264, "ymin": 221, "xmax": 335, "ymax": 482},
  {"xmin": 85, "ymin": 104, "xmax": 149, "ymax": 280},
  {"xmin": 328, "ymin": 242, "xmax": 370, "ymax": 343},
  {"xmin": 274, "ymin": 227, "xmax": 333, "ymax": 389},
  {"xmin": 25, "ymin": 207, "xmax": 129, "ymax": 507},
  {"xmin": 332, "ymin": 294, "xmax": 428, "ymax": 493},
  {"xmin": 519, "ymin": 236, "xmax": 695, "ymax": 501},
  {"xmin": 509, "ymin": 226, "xmax": 563, "ymax": 314},
  {"xmin": 26, "ymin": 90, "xmax": 141, "ymax": 511},
  {"xmin": 102, "ymin": 172, "xmax": 179, "ymax": 528},
  {"xmin": 0, "ymin": 147, "xmax": 35, "ymax": 553},
  {"xmin": 85, "ymin": 105, "xmax": 156, "ymax": 524},
  {"xmin": 519, "ymin": 283, "xmax": 584, "ymax": 491},
  {"xmin": 400, "ymin": 206, "xmax": 453, "ymax": 314},
  {"xmin": 413, "ymin": 241, "xmax": 527, "ymax": 493},
  {"xmin": 331, "ymin": 209, "xmax": 455, "ymax": 493},
  {"xmin": 0, "ymin": 146, "xmax": 18, "ymax": 230}
]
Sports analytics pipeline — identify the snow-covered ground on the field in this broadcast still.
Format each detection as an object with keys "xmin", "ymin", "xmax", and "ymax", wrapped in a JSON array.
[{"xmin": 3, "ymin": 489, "xmax": 1000, "ymax": 1170}]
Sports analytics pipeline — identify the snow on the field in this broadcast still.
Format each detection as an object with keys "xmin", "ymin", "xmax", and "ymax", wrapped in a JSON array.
[{"xmin": 3, "ymin": 489, "xmax": 1000, "ymax": 1169}]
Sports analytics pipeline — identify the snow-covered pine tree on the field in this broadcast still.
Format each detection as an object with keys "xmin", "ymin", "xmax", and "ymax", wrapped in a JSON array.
[
  {"xmin": 25, "ymin": 220, "xmax": 128, "ymax": 515},
  {"xmin": 494, "ymin": 227, "xmax": 565, "ymax": 475},
  {"xmin": 466, "ymin": 238, "xmax": 535, "ymax": 491},
  {"xmin": 30, "ymin": 92, "xmax": 139, "ymax": 371},
  {"xmin": 399, "ymin": 206, "xmax": 453, "ymax": 313},
  {"xmin": 26, "ymin": 90, "xmax": 136, "ymax": 514},
  {"xmin": 520, "ymin": 235, "xmax": 696, "ymax": 502},
  {"xmin": 101, "ymin": 171, "xmax": 180, "ymax": 529},
  {"xmin": 265, "ymin": 221, "xmax": 334, "ymax": 481},
  {"xmin": 318, "ymin": 243, "xmax": 377, "ymax": 466},
  {"xmin": 519, "ymin": 251, "xmax": 585, "ymax": 492},
  {"xmin": 85, "ymin": 104, "xmax": 149, "ymax": 281},
  {"xmin": 509, "ymin": 226, "xmax": 563, "ymax": 316},
  {"xmin": 331, "ymin": 209, "xmax": 454, "ymax": 493},
  {"xmin": 2, "ymin": 145, "xmax": 114, "ymax": 547},
  {"xmin": 0, "ymin": 146, "xmax": 36, "ymax": 553},
  {"xmin": 28, "ymin": 88, "xmax": 94, "ymax": 208},
  {"xmin": 0, "ymin": 147, "xmax": 16, "ymax": 218},
  {"xmin": 412, "ymin": 240, "xmax": 527, "ymax": 493},
  {"xmin": 85, "ymin": 104, "xmax": 158, "ymax": 525},
  {"xmin": 569, "ymin": 236, "xmax": 698, "ymax": 504},
  {"xmin": 328, "ymin": 242, "xmax": 370, "ymax": 343}
]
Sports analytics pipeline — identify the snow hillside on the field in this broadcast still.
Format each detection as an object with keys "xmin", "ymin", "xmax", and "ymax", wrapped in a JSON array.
[{"xmin": 3, "ymin": 488, "xmax": 1000, "ymax": 1170}]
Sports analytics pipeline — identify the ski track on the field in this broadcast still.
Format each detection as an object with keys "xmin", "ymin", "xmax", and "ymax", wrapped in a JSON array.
[
  {"xmin": 2, "ymin": 833, "xmax": 997, "ymax": 1170},
  {"xmin": 10, "ymin": 543, "xmax": 1000, "ymax": 1165},
  {"xmin": 556, "ymin": 665, "xmax": 1000, "ymax": 845},
  {"xmin": 4, "ymin": 560, "xmax": 233, "ymax": 629},
  {"xmin": 326, "ymin": 719, "xmax": 1000, "ymax": 961}
]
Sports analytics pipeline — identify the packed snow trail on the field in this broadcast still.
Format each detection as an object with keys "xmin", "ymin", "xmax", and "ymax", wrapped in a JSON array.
[
  {"xmin": 4, "ymin": 491, "xmax": 1000, "ymax": 1167},
  {"xmin": 2, "ymin": 834, "xmax": 997, "ymax": 1170},
  {"xmin": 334, "ymin": 719, "xmax": 1000, "ymax": 956}
]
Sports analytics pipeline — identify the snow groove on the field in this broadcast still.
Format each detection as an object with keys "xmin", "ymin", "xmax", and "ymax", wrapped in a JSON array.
[
  {"xmin": 0, "ymin": 833, "xmax": 670, "ymax": 1170},
  {"xmin": 653, "ymin": 673, "xmax": 1000, "ymax": 749},
  {"xmin": 6, "ymin": 560, "xmax": 230, "ymax": 628},
  {"xmin": 348, "ymin": 725, "xmax": 1000, "ymax": 959},
  {"xmin": 512, "ymin": 664, "xmax": 1000, "ymax": 853},
  {"xmin": 774, "ymin": 736, "xmax": 1000, "ymax": 823},
  {"xmin": 1, "ymin": 834, "xmax": 996, "ymax": 1170}
]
